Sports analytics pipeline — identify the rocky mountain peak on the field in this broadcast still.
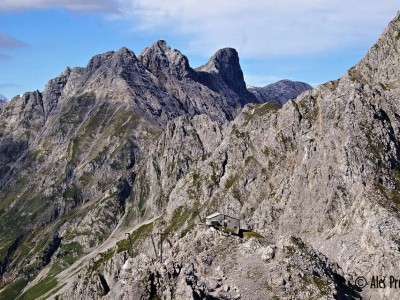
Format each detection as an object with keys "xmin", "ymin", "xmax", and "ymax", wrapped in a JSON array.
[
  {"xmin": 197, "ymin": 48, "xmax": 248, "ymax": 98},
  {"xmin": 152, "ymin": 39, "xmax": 170, "ymax": 52},
  {"xmin": 199, "ymin": 48, "xmax": 239, "ymax": 72},
  {"xmin": 86, "ymin": 47, "xmax": 137, "ymax": 72},
  {"xmin": 139, "ymin": 39, "xmax": 193, "ymax": 80}
]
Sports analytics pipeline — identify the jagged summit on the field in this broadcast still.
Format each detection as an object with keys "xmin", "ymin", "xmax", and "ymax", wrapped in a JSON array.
[
  {"xmin": 86, "ymin": 47, "xmax": 137, "ymax": 72},
  {"xmin": 197, "ymin": 48, "xmax": 249, "ymax": 98},
  {"xmin": 38, "ymin": 40, "xmax": 268, "ymax": 125},
  {"xmin": 138, "ymin": 39, "xmax": 193, "ymax": 80},
  {"xmin": 145, "ymin": 39, "xmax": 171, "ymax": 53},
  {"xmin": 198, "ymin": 48, "xmax": 239, "ymax": 73}
]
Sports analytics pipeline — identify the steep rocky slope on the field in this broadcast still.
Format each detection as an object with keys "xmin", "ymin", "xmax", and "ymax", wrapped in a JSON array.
[
  {"xmin": 0, "ymin": 38, "xmax": 311, "ymax": 299},
  {"xmin": 2, "ymin": 11, "xmax": 400, "ymax": 300},
  {"xmin": 46, "ymin": 12, "xmax": 400, "ymax": 300},
  {"xmin": 248, "ymin": 79, "xmax": 312, "ymax": 105}
]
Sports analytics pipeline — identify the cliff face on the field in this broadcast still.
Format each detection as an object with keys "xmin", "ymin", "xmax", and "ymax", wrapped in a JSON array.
[
  {"xmin": 2, "ymin": 12, "xmax": 400, "ymax": 300},
  {"xmin": 0, "ymin": 38, "xmax": 298, "ymax": 299}
]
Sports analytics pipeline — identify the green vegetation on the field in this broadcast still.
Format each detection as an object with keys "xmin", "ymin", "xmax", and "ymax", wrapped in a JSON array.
[
  {"xmin": 162, "ymin": 206, "xmax": 190, "ymax": 241},
  {"xmin": 79, "ymin": 171, "xmax": 93, "ymax": 186},
  {"xmin": 192, "ymin": 171, "xmax": 200, "ymax": 183},
  {"xmin": 304, "ymin": 106, "xmax": 319, "ymax": 122},
  {"xmin": 136, "ymin": 169, "xmax": 150, "ymax": 217},
  {"xmin": 188, "ymin": 171, "xmax": 202, "ymax": 199},
  {"xmin": 0, "ymin": 175, "xmax": 30, "ymax": 212},
  {"xmin": 61, "ymin": 184, "xmax": 83, "ymax": 208},
  {"xmin": 18, "ymin": 277, "xmax": 58, "ymax": 300},
  {"xmin": 88, "ymin": 248, "xmax": 115, "ymax": 274},
  {"xmin": 284, "ymin": 245, "xmax": 296, "ymax": 255},
  {"xmin": 0, "ymin": 239, "xmax": 13, "ymax": 262},
  {"xmin": 326, "ymin": 79, "xmax": 339, "ymax": 90},
  {"xmin": 83, "ymin": 103, "xmax": 109, "ymax": 138},
  {"xmin": 68, "ymin": 137, "xmax": 81, "ymax": 166},
  {"xmin": 280, "ymin": 134, "xmax": 293, "ymax": 150},
  {"xmin": 253, "ymin": 102, "xmax": 280, "ymax": 114},
  {"xmin": 313, "ymin": 276, "xmax": 329, "ymax": 296},
  {"xmin": 209, "ymin": 161, "xmax": 220, "ymax": 187},
  {"xmin": 243, "ymin": 231, "xmax": 264, "ymax": 239},
  {"xmin": 232, "ymin": 125, "xmax": 247, "ymax": 138},
  {"xmin": 57, "ymin": 242, "xmax": 83, "ymax": 266},
  {"xmin": 244, "ymin": 155, "xmax": 254, "ymax": 165},
  {"xmin": 244, "ymin": 102, "xmax": 281, "ymax": 124},
  {"xmin": 0, "ymin": 278, "xmax": 28, "ymax": 300},
  {"xmin": 116, "ymin": 222, "xmax": 154, "ymax": 253},
  {"xmin": 348, "ymin": 67, "xmax": 368, "ymax": 84},
  {"xmin": 216, "ymin": 226, "xmax": 236, "ymax": 234},
  {"xmin": 298, "ymin": 96, "xmax": 319, "ymax": 122},
  {"xmin": 60, "ymin": 92, "xmax": 96, "ymax": 137},
  {"xmin": 66, "ymin": 98, "xmax": 138, "ymax": 167},
  {"xmin": 29, "ymin": 149, "xmax": 47, "ymax": 163},
  {"xmin": 224, "ymin": 173, "xmax": 240, "ymax": 190},
  {"xmin": 63, "ymin": 229, "xmax": 91, "ymax": 240},
  {"xmin": 378, "ymin": 82, "xmax": 389, "ymax": 91}
]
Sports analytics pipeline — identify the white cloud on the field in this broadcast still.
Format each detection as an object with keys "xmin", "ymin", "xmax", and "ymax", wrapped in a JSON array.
[
  {"xmin": 1, "ymin": 1, "xmax": 398, "ymax": 59},
  {"xmin": 113, "ymin": 0, "xmax": 399, "ymax": 58},
  {"xmin": 0, "ymin": 0, "xmax": 116, "ymax": 12}
]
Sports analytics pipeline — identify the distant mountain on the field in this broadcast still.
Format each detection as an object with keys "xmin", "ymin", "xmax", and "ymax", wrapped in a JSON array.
[
  {"xmin": 0, "ymin": 93, "xmax": 7, "ymax": 104},
  {"xmin": 248, "ymin": 79, "xmax": 312, "ymax": 105}
]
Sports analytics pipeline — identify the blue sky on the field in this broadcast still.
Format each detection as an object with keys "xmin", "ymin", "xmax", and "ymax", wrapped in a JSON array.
[{"xmin": 0, "ymin": 1, "xmax": 398, "ymax": 100}]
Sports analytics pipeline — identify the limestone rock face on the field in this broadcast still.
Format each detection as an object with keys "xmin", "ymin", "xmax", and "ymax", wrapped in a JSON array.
[
  {"xmin": 197, "ymin": 48, "xmax": 252, "ymax": 102},
  {"xmin": 4, "ymin": 12, "xmax": 400, "ymax": 300},
  {"xmin": 1, "ymin": 39, "xmax": 283, "ymax": 294},
  {"xmin": 139, "ymin": 40, "xmax": 194, "ymax": 80},
  {"xmin": 196, "ymin": 48, "xmax": 258, "ymax": 109},
  {"xmin": 61, "ymin": 228, "xmax": 360, "ymax": 300},
  {"xmin": 248, "ymin": 79, "xmax": 312, "ymax": 105}
]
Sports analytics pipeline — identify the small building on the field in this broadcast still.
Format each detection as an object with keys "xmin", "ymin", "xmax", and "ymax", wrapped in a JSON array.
[{"xmin": 205, "ymin": 212, "xmax": 240, "ymax": 234}]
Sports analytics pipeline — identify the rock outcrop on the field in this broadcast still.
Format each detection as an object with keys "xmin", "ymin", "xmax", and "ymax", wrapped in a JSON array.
[{"xmin": 196, "ymin": 48, "xmax": 255, "ymax": 104}]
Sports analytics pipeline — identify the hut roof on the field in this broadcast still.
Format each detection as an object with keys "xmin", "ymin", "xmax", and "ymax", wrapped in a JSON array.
[{"xmin": 206, "ymin": 212, "xmax": 223, "ymax": 219}]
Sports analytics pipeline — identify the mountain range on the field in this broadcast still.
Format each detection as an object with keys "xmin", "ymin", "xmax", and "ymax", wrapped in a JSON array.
[{"xmin": 1, "ymin": 11, "xmax": 400, "ymax": 300}]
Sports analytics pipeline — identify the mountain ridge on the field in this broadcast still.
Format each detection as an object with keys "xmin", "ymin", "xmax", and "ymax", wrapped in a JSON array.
[
  {"xmin": 0, "ymin": 39, "xmax": 310, "ymax": 296},
  {"xmin": 2, "ymin": 17, "xmax": 398, "ymax": 299}
]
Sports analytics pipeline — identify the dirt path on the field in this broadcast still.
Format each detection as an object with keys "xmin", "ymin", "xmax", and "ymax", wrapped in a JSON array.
[{"xmin": 36, "ymin": 214, "xmax": 159, "ymax": 300}]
